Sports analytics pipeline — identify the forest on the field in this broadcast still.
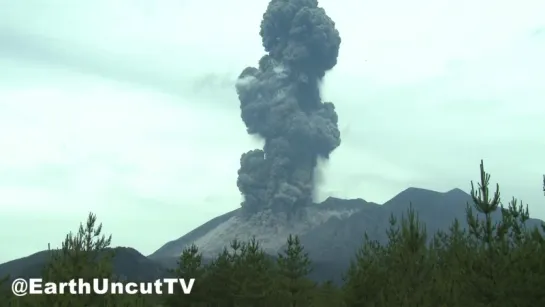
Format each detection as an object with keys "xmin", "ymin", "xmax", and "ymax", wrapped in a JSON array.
[{"xmin": 1, "ymin": 161, "xmax": 544, "ymax": 307}]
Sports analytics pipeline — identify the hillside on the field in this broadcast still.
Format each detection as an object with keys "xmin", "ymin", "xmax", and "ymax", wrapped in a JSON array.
[
  {"xmin": 1, "ymin": 187, "xmax": 543, "ymax": 283},
  {"xmin": 0, "ymin": 247, "xmax": 167, "ymax": 282}
]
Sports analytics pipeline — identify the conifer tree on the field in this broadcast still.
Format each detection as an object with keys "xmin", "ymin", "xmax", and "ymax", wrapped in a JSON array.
[
  {"xmin": 466, "ymin": 160, "xmax": 501, "ymax": 246},
  {"xmin": 343, "ymin": 231, "xmax": 385, "ymax": 307},
  {"xmin": 384, "ymin": 206, "xmax": 435, "ymax": 306},
  {"xmin": 163, "ymin": 244, "xmax": 206, "ymax": 307},
  {"xmin": 231, "ymin": 237, "xmax": 275, "ymax": 307},
  {"xmin": 464, "ymin": 160, "xmax": 508, "ymax": 306},
  {"xmin": 276, "ymin": 234, "xmax": 314, "ymax": 307},
  {"xmin": 429, "ymin": 219, "xmax": 473, "ymax": 306},
  {"xmin": 205, "ymin": 241, "xmax": 239, "ymax": 306},
  {"xmin": 36, "ymin": 212, "xmax": 117, "ymax": 306},
  {"xmin": 345, "ymin": 207, "xmax": 435, "ymax": 306}
]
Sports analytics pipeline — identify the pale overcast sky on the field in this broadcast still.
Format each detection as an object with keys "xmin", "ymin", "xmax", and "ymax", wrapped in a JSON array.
[{"xmin": 0, "ymin": 0, "xmax": 544, "ymax": 263}]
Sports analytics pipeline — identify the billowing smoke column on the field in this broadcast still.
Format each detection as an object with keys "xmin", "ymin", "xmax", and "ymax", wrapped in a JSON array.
[{"xmin": 235, "ymin": 0, "xmax": 341, "ymax": 214}]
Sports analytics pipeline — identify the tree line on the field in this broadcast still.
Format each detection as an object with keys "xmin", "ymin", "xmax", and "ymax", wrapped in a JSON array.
[{"xmin": 1, "ymin": 161, "xmax": 544, "ymax": 306}]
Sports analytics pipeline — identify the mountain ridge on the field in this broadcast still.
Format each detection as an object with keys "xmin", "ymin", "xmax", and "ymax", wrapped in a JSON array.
[
  {"xmin": 1, "ymin": 186, "xmax": 542, "ymax": 283},
  {"xmin": 148, "ymin": 186, "xmax": 474, "ymax": 260}
]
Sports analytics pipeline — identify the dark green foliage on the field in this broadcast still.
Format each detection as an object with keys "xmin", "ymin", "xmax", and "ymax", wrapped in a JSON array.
[
  {"xmin": 276, "ymin": 234, "xmax": 314, "ymax": 306},
  {"xmin": 163, "ymin": 243, "xmax": 206, "ymax": 307},
  {"xmin": 1, "ymin": 161, "xmax": 544, "ymax": 306},
  {"xmin": 0, "ymin": 274, "xmax": 10, "ymax": 304},
  {"xmin": 311, "ymin": 280, "xmax": 345, "ymax": 307},
  {"xmin": 342, "ymin": 160, "xmax": 545, "ymax": 307},
  {"xmin": 0, "ymin": 213, "xmax": 153, "ymax": 307},
  {"xmin": 205, "ymin": 247, "xmax": 235, "ymax": 306},
  {"xmin": 230, "ymin": 237, "xmax": 276, "ymax": 306}
]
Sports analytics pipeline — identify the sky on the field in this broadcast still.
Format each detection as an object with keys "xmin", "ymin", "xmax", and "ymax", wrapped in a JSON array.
[{"xmin": 0, "ymin": 0, "xmax": 544, "ymax": 263}]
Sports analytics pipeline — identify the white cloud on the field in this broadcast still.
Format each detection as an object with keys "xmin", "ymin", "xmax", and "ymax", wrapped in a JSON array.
[{"xmin": 0, "ymin": 0, "xmax": 543, "ymax": 262}]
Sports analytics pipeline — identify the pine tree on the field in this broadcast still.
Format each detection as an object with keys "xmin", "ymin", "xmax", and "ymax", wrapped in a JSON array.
[
  {"xmin": 232, "ymin": 237, "xmax": 275, "ymax": 307},
  {"xmin": 163, "ymin": 243, "xmax": 206, "ymax": 307},
  {"xmin": 344, "ymin": 206, "xmax": 436, "ymax": 307},
  {"xmin": 464, "ymin": 160, "xmax": 509, "ymax": 306},
  {"xmin": 35, "ymin": 212, "xmax": 117, "ymax": 306},
  {"xmin": 466, "ymin": 160, "xmax": 501, "ymax": 246},
  {"xmin": 205, "ymin": 241, "xmax": 239, "ymax": 307},
  {"xmin": 276, "ymin": 234, "xmax": 314, "ymax": 307},
  {"xmin": 429, "ymin": 219, "xmax": 473, "ymax": 306},
  {"xmin": 343, "ymin": 230, "xmax": 385, "ymax": 307},
  {"xmin": 383, "ymin": 206, "xmax": 434, "ymax": 306}
]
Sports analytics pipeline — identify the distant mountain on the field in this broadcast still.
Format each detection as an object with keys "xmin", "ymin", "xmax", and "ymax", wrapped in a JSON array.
[
  {"xmin": 0, "ymin": 247, "xmax": 167, "ymax": 282},
  {"xmin": 149, "ymin": 187, "xmax": 543, "ymax": 282},
  {"xmin": 1, "ymin": 187, "xmax": 543, "ymax": 283}
]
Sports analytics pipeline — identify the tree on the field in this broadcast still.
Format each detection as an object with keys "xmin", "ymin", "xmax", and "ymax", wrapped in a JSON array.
[
  {"xmin": 231, "ymin": 237, "xmax": 276, "ymax": 306},
  {"xmin": 34, "ymin": 212, "xmax": 117, "ymax": 306},
  {"xmin": 276, "ymin": 234, "xmax": 314, "ymax": 306},
  {"xmin": 205, "ymin": 241, "xmax": 239, "ymax": 306},
  {"xmin": 428, "ymin": 218, "xmax": 473, "ymax": 306},
  {"xmin": 458, "ymin": 160, "xmax": 545, "ymax": 307},
  {"xmin": 464, "ymin": 160, "xmax": 515, "ymax": 306},
  {"xmin": 379, "ymin": 206, "xmax": 437, "ymax": 306},
  {"xmin": 163, "ymin": 244, "xmax": 206, "ymax": 307},
  {"xmin": 343, "ymin": 227, "xmax": 387, "ymax": 307}
]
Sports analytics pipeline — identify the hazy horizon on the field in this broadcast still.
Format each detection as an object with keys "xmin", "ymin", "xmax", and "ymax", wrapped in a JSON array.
[{"xmin": 1, "ymin": 0, "xmax": 544, "ymax": 263}]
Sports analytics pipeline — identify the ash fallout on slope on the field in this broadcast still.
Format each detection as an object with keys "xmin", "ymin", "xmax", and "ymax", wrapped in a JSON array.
[{"xmin": 235, "ymin": 0, "xmax": 342, "ymax": 214}]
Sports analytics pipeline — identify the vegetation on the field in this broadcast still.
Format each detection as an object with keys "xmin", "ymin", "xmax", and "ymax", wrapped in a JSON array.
[{"xmin": 0, "ymin": 160, "xmax": 543, "ymax": 306}]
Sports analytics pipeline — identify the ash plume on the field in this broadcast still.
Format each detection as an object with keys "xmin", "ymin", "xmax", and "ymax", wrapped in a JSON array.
[{"xmin": 235, "ymin": 0, "xmax": 341, "ymax": 214}]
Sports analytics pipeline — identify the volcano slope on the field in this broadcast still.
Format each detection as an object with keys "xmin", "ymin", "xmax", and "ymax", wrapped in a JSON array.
[
  {"xmin": 148, "ymin": 187, "xmax": 543, "ymax": 282},
  {"xmin": 2, "ymin": 187, "xmax": 543, "ymax": 284}
]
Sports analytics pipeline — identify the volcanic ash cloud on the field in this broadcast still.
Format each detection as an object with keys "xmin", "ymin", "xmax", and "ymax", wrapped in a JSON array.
[{"xmin": 235, "ymin": 0, "xmax": 341, "ymax": 214}]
